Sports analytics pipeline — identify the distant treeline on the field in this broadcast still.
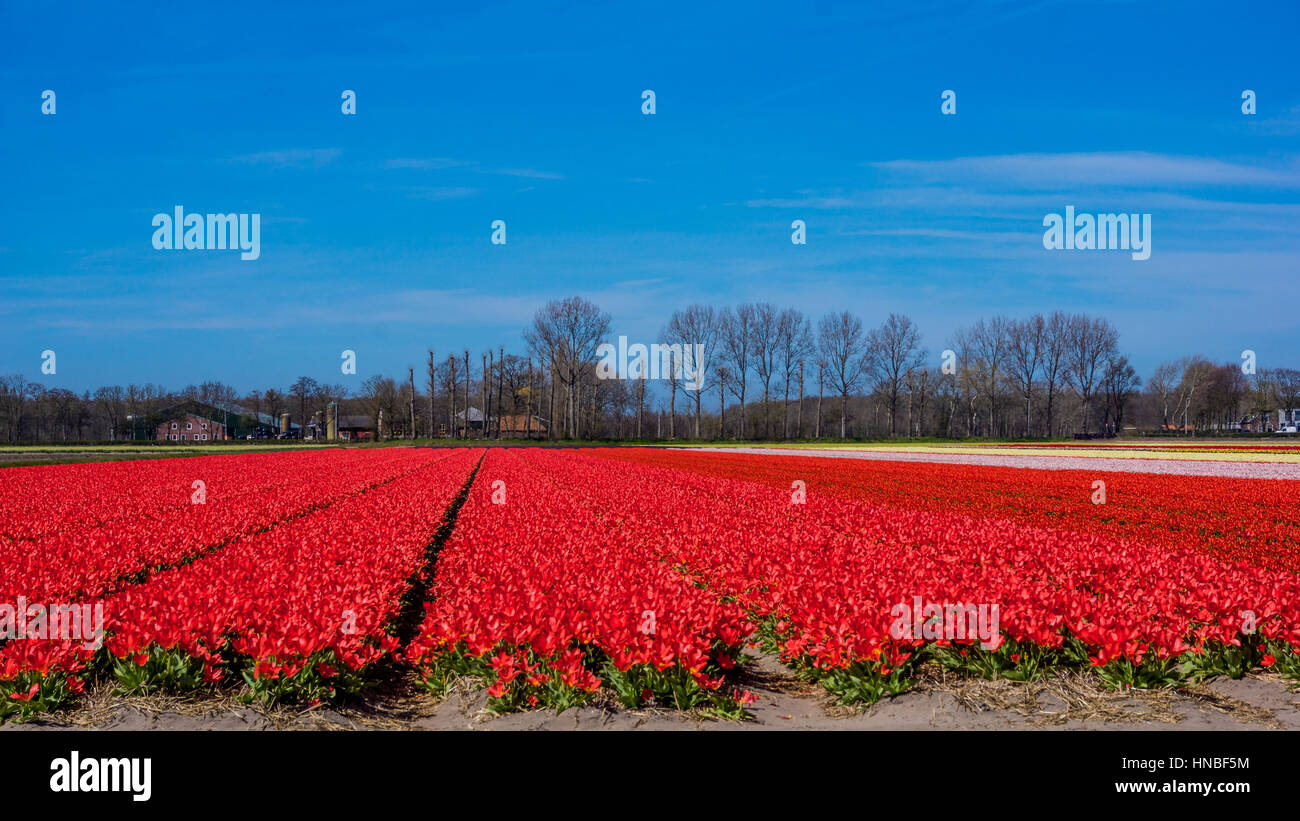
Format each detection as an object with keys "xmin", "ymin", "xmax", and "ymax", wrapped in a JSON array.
[{"xmin": 3, "ymin": 297, "xmax": 1297, "ymax": 442}]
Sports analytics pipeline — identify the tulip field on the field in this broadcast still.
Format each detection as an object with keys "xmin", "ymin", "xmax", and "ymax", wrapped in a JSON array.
[
  {"xmin": 1, "ymin": 448, "xmax": 481, "ymax": 720},
  {"xmin": 2, "ymin": 445, "xmax": 1299, "ymax": 724}
]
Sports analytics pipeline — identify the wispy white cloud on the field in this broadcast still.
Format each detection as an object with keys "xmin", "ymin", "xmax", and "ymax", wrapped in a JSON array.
[
  {"xmin": 868, "ymin": 152, "xmax": 1300, "ymax": 189},
  {"xmin": 226, "ymin": 148, "xmax": 342, "ymax": 169},
  {"xmin": 385, "ymin": 157, "xmax": 565, "ymax": 180},
  {"xmin": 1252, "ymin": 104, "xmax": 1300, "ymax": 137},
  {"xmin": 385, "ymin": 157, "xmax": 471, "ymax": 170},
  {"xmin": 843, "ymin": 227, "xmax": 1031, "ymax": 243},
  {"xmin": 405, "ymin": 186, "xmax": 482, "ymax": 200},
  {"xmin": 746, "ymin": 195, "xmax": 862, "ymax": 209},
  {"xmin": 491, "ymin": 167, "xmax": 565, "ymax": 180}
]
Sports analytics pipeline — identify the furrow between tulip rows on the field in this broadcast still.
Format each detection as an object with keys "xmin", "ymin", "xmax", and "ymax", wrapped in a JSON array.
[{"xmin": 405, "ymin": 448, "xmax": 756, "ymax": 715}]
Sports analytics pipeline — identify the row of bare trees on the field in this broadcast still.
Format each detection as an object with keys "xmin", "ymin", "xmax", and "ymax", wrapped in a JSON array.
[
  {"xmin": 1147, "ymin": 359, "xmax": 1300, "ymax": 433},
  {"xmin": 943, "ymin": 313, "xmax": 1129, "ymax": 438},
  {"xmin": 4, "ymin": 299, "xmax": 1297, "ymax": 442}
]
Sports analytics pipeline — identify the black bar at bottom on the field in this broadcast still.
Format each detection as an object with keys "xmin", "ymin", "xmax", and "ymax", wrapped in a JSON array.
[{"xmin": 1, "ymin": 729, "xmax": 1287, "ymax": 809}]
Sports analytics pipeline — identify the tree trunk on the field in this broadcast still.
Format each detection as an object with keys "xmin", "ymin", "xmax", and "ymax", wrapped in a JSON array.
[
  {"xmin": 448, "ymin": 356, "xmax": 456, "ymax": 437},
  {"xmin": 496, "ymin": 346, "xmax": 505, "ymax": 437},
  {"xmin": 548, "ymin": 363, "xmax": 556, "ymax": 440},
  {"xmin": 762, "ymin": 384, "xmax": 770, "ymax": 439},
  {"xmin": 782, "ymin": 379, "xmax": 789, "ymax": 440},
  {"xmin": 718, "ymin": 377, "xmax": 726, "ymax": 440},
  {"xmin": 694, "ymin": 385, "xmax": 701, "ymax": 440},
  {"xmin": 636, "ymin": 379, "xmax": 644, "ymax": 438},
  {"xmin": 481, "ymin": 353, "xmax": 489, "ymax": 439},
  {"xmin": 407, "ymin": 367, "xmax": 415, "ymax": 438},
  {"xmin": 434, "ymin": 348, "xmax": 444, "ymax": 436},
  {"xmin": 462, "ymin": 352, "xmax": 470, "ymax": 438},
  {"xmin": 815, "ymin": 365, "xmax": 823, "ymax": 438},
  {"xmin": 668, "ymin": 382, "xmax": 675, "ymax": 439},
  {"xmin": 797, "ymin": 362, "xmax": 804, "ymax": 438}
]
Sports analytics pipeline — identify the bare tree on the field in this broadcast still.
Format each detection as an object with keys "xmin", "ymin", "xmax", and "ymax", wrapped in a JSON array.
[
  {"xmin": 446, "ymin": 354, "xmax": 459, "ymax": 436},
  {"xmin": 749, "ymin": 303, "xmax": 780, "ymax": 438},
  {"xmin": 1274, "ymin": 368, "xmax": 1300, "ymax": 428},
  {"xmin": 262, "ymin": 388, "xmax": 286, "ymax": 427},
  {"xmin": 0, "ymin": 375, "xmax": 34, "ymax": 441},
  {"xmin": 360, "ymin": 375, "xmax": 397, "ymax": 437},
  {"xmin": 715, "ymin": 365, "xmax": 729, "ymax": 439},
  {"xmin": 1147, "ymin": 360, "xmax": 1181, "ymax": 429},
  {"xmin": 796, "ymin": 360, "xmax": 805, "ymax": 438},
  {"xmin": 1066, "ymin": 315, "xmax": 1119, "ymax": 435},
  {"xmin": 92, "ymin": 385, "xmax": 126, "ymax": 440},
  {"xmin": 496, "ymin": 346, "xmax": 505, "ymax": 437},
  {"xmin": 1172, "ymin": 356, "xmax": 1210, "ymax": 434},
  {"xmin": 196, "ymin": 381, "xmax": 238, "ymax": 407},
  {"xmin": 425, "ymin": 350, "xmax": 436, "ymax": 436},
  {"xmin": 720, "ymin": 305, "xmax": 756, "ymax": 438},
  {"xmin": 1248, "ymin": 369, "xmax": 1278, "ymax": 432},
  {"xmin": 1102, "ymin": 354, "xmax": 1140, "ymax": 433},
  {"xmin": 480, "ymin": 352, "xmax": 489, "ymax": 439},
  {"xmin": 289, "ymin": 376, "xmax": 320, "ymax": 433},
  {"xmin": 607, "ymin": 377, "xmax": 629, "ymax": 438},
  {"xmin": 1041, "ymin": 311, "xmax": 1071, "ymax": 437},
  {"xmin": 866, "ymin": 313, "xmax": 923, "ymax": 437},
  {"xmin": 462, "ymin": 350, "xmax": 471, "ymax": 438},
  {"xmin": 635, "ymin": 371, "xmax": 647, "ymax": 438},
  {"xmin": 406, "ymin": 366, "xmax": 416, "ymax": 438},
  {"xmin": 815, "ymin": 359, "xmax": 824, "ymax": 438},
  {"xmin": 659, "ymin": 330, "xmax": 679, "ymax": 440},
  {"xmin": 526, "ymin": 296, "xmax": 611, "ymax": 439},
  {"xmin": 1006, "ymin": 314, "xmax": 1044, "ymax": 437},
  {"xmin": 245, "ymin": 389, "xmax": 263, "ymax": 424},
  {"xmin": 905, "ymin": 366, "xmax": 937, "ymax": 437},
  {"xmin": 777, "ymin": 308, "xmax": 813, "ymax": 440},
  {"xmin": 525, "ymin": 357, "xmax": 535, "ymax": 438},
  {"xmin": 665, "ymin": 305, "xmax": 720, "ymax": 439},
  {"xmin": 1197, "ymin": 364, "xmax": 1249, "ymax": 430},
  {"xmin": 818, "ymin": 311, "xmax": 867, "ymax": 438},
  {"xmin": 958, "ymin": 316, "xmax": 1009, "ymax": 437}
]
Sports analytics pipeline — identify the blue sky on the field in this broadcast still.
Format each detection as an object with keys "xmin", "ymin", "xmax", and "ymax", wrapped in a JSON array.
[{"xmin": 2, "ymin": 0, "xmax": 1297, "ymax": 393}]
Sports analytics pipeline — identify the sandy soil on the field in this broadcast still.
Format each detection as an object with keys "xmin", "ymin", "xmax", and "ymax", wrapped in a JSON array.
[{"xmin": 5, "ymin": 652, "xmax": 1297, "ymax": 732}]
